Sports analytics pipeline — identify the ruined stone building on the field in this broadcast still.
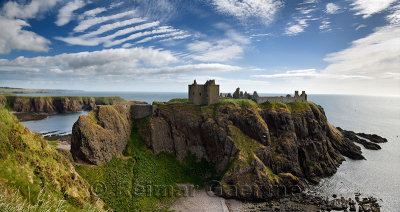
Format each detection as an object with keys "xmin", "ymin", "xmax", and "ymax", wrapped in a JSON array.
[
  {"xmin": 188, "ymin": 80, "xmax": 220, "ymax": 105},
  {"xmin": 222, "ymin": 87, "xmax": 307, "ymax": 104},
  {"xmin": 189, "ymin": 80, "xmax": 307, "ymax": 105}
]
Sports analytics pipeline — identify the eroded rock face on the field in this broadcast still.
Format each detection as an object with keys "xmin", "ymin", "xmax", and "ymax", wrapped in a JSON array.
[
  {"xmin": 5, "ymin": 96, "xmax": 96, "ymax": 113},
  {"xmin": 140, "ymin": 102, "xmax": 368, "ymax": 200},
  {"xmin": 71, "ymin": 105, "xmax": 131, "ymax": 165}
]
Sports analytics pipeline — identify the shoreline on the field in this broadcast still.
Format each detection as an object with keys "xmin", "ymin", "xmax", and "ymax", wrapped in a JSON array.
[{"xmin": 170, "ymin": 188, "xmax": 381, "ymax": 212}]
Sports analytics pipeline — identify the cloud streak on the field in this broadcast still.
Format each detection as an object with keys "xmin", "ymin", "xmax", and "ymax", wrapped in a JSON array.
[{"xmin": 211, "ymin": 0, "xmax": 283, "ymax": 25}]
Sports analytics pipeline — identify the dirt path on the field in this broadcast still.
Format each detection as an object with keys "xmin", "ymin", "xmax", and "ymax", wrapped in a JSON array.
[{"xmin": 169, "ymin": 189, "xmax": 248, "ymax": 212}]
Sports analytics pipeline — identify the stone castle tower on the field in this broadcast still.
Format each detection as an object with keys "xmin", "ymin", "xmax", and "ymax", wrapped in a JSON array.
[{"xmin": 188, "ymin": 80, "xmax": 220, "ymax": 105}]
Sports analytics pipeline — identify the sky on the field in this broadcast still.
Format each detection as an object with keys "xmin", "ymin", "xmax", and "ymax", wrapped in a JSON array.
[{"xmin": 0, "ymin": 0, "xmax": 399, "ymax": 96}]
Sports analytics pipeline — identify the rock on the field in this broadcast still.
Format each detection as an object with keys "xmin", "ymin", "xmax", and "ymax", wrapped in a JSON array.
[
  {"xmin": 4, "ymin": 96, "xmax": 124, "ymax": 114},
  {"xmin": 337, "ymin": 128, "xmax": 382, "ymax": 150},
  {"xmin": 356, "ymin": 132, "xmax": 388, "ymax": 143},
  {"xmin": 71, "ymin": 105, "xmax": 131, "ymax": 165},
  {"xmin": 140, "ymin": 102, "xmax": 370, "ymax": 200}
]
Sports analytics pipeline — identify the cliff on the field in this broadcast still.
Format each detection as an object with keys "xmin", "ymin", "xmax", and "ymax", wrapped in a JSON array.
[
  {"xmin": 3, "ymin": 95, "xmax": 125, "ymax": 113},
  {"xmin": 71, "ymin": 99, "xmax": 385, "ymax": 203},
  {"xmin": 0, "ymin": 106, "xmax": 104, "ymax": 211},
  {"xmin": 140, "ymin": 100, "xmax": 370, "ymax": 199}
]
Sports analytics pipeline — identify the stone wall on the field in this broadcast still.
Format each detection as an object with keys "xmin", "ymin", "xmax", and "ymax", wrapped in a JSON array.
[
  {"xmin": 188, "ymin": 80, "xmax": 220, "ymax": 105},
  {"xmin": 130, "ymin": 104, "xmax": 153, "ymax": 119}
]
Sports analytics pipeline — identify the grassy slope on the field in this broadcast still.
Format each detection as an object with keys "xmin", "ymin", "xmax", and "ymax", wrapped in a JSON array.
[
  {"xmin": 75, "ymin": 115, "xmax": 216, "ymax": 211},
  {"xmin": 0, "ymin": 107, "xmax": 103, "ymax": 211}
]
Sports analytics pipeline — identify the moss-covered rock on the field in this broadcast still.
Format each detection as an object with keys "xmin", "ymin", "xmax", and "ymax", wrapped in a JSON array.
[
  {"xmin": 140, "ymin": 101, "xmax": 365, "ymax": 200},
  {"xmin": 71, "ymin": 105, "xmax": 131, "ymax": 165},
  {"xmin": 0, "ymin": 107, "xmax": 104, "ymax": 211}
]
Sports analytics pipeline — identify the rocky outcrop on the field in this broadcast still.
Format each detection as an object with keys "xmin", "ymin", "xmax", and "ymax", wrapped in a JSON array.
[
  {"xmin": 4, "ymin": 96, "xmax": 124, "ymax": 113},
  {"xmin": 70, "ymin": 100, "xmax": 385, "ymax": 201},
  {"xmin": 71, "ymin": 105, "xmax": 131, "ymax": 165},
  {"xmin": 337, "ymin": 127, "xmax": 383, "ymax": 150},
  {"xmin": 139, "ymin": 102, "xmax": 378, "ymax": 200}
]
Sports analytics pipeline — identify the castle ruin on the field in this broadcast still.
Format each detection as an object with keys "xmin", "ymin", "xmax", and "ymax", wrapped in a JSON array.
[
  {"xmin": 189, "ymin": 80, "xmax": 307, "ymax": 105},
  {"xmin": 188, "ymin": 80, "xmax": 220, "ymax": 105}
]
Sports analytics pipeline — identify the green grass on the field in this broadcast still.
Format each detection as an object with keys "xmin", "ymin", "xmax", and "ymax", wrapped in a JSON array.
[
  {"xmin": 228, "ymin": 126, "xmax": 263, "ymax": 165},
  {"xmin": 167, "ymin": 98, "xmax": 188, "ymax": 104},
  {"xmin": 259, "ymin": 101, "xmax": 288, "ymax": 111},
  {"xmin": 286, "ymin": 102, "xmax": 311, "ymax": 113},
  {"xmin": 0, "ymin": 107, "xmax": 103, "ymax": 211},
  {"xmin": 217, "ymin": 98, "xmax": 258, "ymax": 108},
  {"xmin": 75, "ymin": 117, "xmax": 216, "ymax": 211}
]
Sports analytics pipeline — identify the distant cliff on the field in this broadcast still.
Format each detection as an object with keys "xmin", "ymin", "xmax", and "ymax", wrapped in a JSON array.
[
  {"xmin": 3, "ymin": 95, "xmax": 125, "ymax": 114},
  {"xmin": 71, "ymin": 99, "xmax": 385, "ymax": 201}
]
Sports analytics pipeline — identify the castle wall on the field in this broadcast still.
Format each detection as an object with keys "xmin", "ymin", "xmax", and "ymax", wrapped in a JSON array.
[
  {"xmin": 188, "ymin": 84, "xmax": 204, "ymax": 105},
  {"xmin": 254, "ymin": 94, "xmax": 307, "ymax": 104},
  {"xmin": 189, "ymin": 80, "xmax": 220, "ymax": 105},
  {"xmin": 205, "ymin": 84, "xmax": 219, "ymax": 105}
]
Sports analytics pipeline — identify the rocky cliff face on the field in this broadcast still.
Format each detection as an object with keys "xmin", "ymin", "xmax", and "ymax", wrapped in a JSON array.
[
  {"xmin": 4, "ymin": 96, "xmax": 124, "ymax": 113},
  {"xmin": 70, "ymin": 100, "xmax": 384, "ymax": 201},
  {"xmin": 71, "ymin": 105, "xmax": 131, "ymax": 165},
  {"xmin": 140, "ymin": 102, "xmax": 368, "ymax": 200}
]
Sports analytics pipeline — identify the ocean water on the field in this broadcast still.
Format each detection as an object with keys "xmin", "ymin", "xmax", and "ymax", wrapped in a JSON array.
[
  {"xmin": 21, "ymin": 111, "xmax": 88, "ymax": 136},
  {"xmin": 19, "ymin": 92, "xmax": 400, "ymax": 210}
]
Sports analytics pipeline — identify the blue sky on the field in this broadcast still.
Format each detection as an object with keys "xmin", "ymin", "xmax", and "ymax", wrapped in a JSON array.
[{"xmin": 0, "ymin": 0, "xmax": 399, "ymax": 95}]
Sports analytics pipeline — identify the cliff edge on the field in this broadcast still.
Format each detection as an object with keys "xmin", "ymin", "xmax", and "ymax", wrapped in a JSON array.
[{"xmin": 71, "ymin": 99, "xmax": 386, "ymax": 201}]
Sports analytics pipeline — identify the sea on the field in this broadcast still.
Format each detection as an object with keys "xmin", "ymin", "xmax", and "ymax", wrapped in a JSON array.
[{"xmin": 19, "ymin": 91, "xmax": 400, "ymax": 211}]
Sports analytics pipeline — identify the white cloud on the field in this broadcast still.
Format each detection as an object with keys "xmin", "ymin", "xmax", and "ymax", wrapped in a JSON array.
[
  {"xmin": 1, "ymin": 0, "xmax": 60, "ymax": 19},
  {"xmin": 74, "ymin": 10, "xmax": 136, "ymax": 32},
  {"xmin": 187, "ymin": 29, "xmax": 249, "ymax": 62},
  {"xmin": 386, "ymin": 3, "xmax": 400, "ymax": 25},
  {"xmin": 251, "ymin": 69, "xmax": 373, "ymax": 79},
  {"xmin": 81, "ymin": 7, "xmax": 106, "ymax": 18},
  {"xmin": 135, "ymin": 32, "xmax": 189, "ymax": 44},
  {"xmin": 319, "ymin": 19, "xmax": 331, "ymax": 32},
  {"xmin": 326, "ymin": 3, "xmax": 340, "ymax": 14},
  {"xmin": 0, "ymin": 47, "xmax": 242, "ymax": 78},
  {"xmin": 352, "ymin": 0, "xmax": 397, "ymax": 18},
  {"xmin": 323, "ymin": 25, "xmax": 400, "ymax": 79},
  {"xmin": 285, "ymin": 23, "xmax": 306, "ymax": 35},
  {"xmin": 55, "ymin": 0, "xmax": 86, "ymax": 26},
  {"xmin": 0, "ymin": 0, "xmax": 60, "ymax": 54},
  {"xmin": 0, "ymin": 47, "xmax": 179, "ymax": 75},
  {"xmin": 83, "ymin": 17, "xmax": 146, "ymax": 37},
  {"xmin": 211, "ymin": 0, "xmax": 283, "ymax": 25},
  {"xmin": 284, "ymin": 0, "xmax": 318, "ymax": 36},
  {"xmin": 56, "ymin": 21, "xmax": 161, "ymax": 46}
]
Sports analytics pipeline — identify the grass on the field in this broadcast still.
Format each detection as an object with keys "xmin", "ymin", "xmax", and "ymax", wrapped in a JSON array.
[
  {"xmin": 286, "ymin": 102, "xmax": 311, "ymax": 113},
  {"xmin": 217, "ymin": 98, "xmax": 258, "ymax": 108},
  {"xmin": 227, "ymin": 125, "xmax": 263, "ymax": 165},
  {"xmin": 260, "ymin": 101, "xmax": 288, "ymax": 111},
  {"xmin": 75, "ymin": 117, "xmax": 216, "ymax": 211},
  {"xmin": 167, "ymin": 98, "xmax": 188, "ymax": 104},
  {"xmin": 0, "ymin": 107, "xmax": 103, "ymax": 211}
]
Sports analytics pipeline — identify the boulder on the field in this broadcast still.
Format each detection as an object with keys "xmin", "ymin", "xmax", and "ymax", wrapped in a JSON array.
[{"xmin": 70, "ymin": 105, "xmax": 131, "ymax": 165}]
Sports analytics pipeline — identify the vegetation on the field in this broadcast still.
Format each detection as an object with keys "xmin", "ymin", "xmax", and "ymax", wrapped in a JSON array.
[
  {"xmin": 0, "ymin": 107, "xmax": 103, "ymax": 211},
  {"xmin": 167, "ymin": 98, "xmax": 188, "ymax": 104},
  {"xmin": 286, "ymin": 102, "xmax": 312, "ymax": 113},
  {"xmin": 76, "ymin": 117, "xmax": 216, "ymax": 211},
  {"xmin": 217, "ymin": 98, "xmax": 258, "ymax": 108},
  {"xmin": 0, "ymin": 87, "xmax": 52, "ymax": 95},
  {"xmin": 228, "ymin": 125, "xmax": 263, "ymax": 165}
]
